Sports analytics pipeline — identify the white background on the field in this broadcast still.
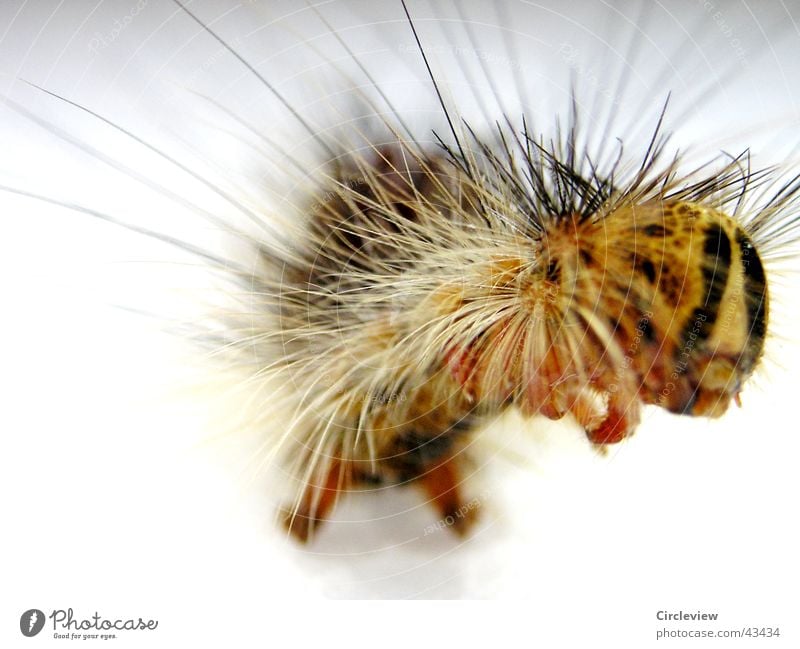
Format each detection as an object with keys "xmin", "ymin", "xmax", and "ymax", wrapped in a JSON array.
[{"xmin": 2, "ymin": 1, "xmax": 799, "ymax": 646}]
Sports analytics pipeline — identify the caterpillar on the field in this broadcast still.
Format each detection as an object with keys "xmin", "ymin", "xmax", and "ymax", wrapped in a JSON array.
[
  {"xmin": 3, "ymin": 0, "xmax": 800, "ymax": 600},
  {"xmin": 277, "ymin": 135, "xmax": 786, "ymax": 541},
  {"xmin": 215, "ymin": 1, "xmax": 799, "ymax": 543}
]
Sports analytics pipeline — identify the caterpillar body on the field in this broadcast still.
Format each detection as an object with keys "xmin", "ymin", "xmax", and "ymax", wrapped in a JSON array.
[
  {"xmin": 230, "ymin": 3, "xmax": 799, "ymax": 542},
  {"xmin": 274, "ymin": 111, "xmax": 787, "ymax": 541}
]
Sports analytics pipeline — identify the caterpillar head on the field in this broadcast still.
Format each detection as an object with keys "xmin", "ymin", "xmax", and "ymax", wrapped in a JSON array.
[
  {"xmin": 578, "ymin": 201, "xmax": 768, "ymax": 415},
  {"xmin": 444, "ymin": 199, "xmax": 769, "ymax": 445},
  {"xmin": 534, "ymin": 199, "xmax": 768, "ymax": 441}
]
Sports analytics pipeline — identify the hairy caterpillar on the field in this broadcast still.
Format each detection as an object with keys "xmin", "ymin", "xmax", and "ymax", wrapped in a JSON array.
[{"xmin": 4, "ymin": 0, "xmax": 800, "ymax": 605}]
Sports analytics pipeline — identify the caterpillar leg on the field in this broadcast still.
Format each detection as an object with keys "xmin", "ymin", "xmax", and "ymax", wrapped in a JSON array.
[
  {"xmin": 384, "ymin": 420, "xmax": 479, "ymax": 536},
  {"xmin": 282, "ymin": 456, "xmax": 478, "ymax": 541},
  {"xmin": 282, "ymin": 459, "xmax": 347, "ymax": 543},
  {"xmin": 282, "ymin": 376, "xmax": 479, "ymax": 542},
  {"xmin": 414, "ymin": 455, "xmax": 477, "ymax": 537},
  {"xmin": 283, "ymin": 435, "xmax": 478, "ymax": 542},
  {"xmin": 570, "ymin": 389, "xmax": 641, "ymax": 447}
]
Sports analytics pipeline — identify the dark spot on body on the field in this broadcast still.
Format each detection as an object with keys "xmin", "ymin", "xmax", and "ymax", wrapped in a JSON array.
[
  {"xmin": 386, "ymin": 417, "xmax": 475, "ymax": 480},
  {"xmin": 643, "ymin": 224, "xmax": 666, "ymax": 237},
  {"xmin": 699, "ymin": 224, "xmax": 731, "ymax": 315},
  {"xmin": 640, "ymin": 259, "xmax": 656, "ymax": 283},
  {"xmin": 703, "ymin": 223, "xmax": 732, "ymax": 263},
  {"xmin": 638, "ymin": 317, "xmax": 655, "ymax": 342},
  {"xmin": 736, "ymin": 230, "xmax": 766, "ymax": 286},
  {"xmin": 674, "ymin": 225, "xmax": 733, "ymax": 357},
  {"xmin": 659, "ymin": 273, "xmax": 682, "ymax": 303},
  {"xmin": 353, "ymin": 471, "xmax": 384, "ymax": 485},
  {"xmin": 735, "ymin": 228, "xmax": 768, "ymax": 365},
  {"xmin": 546, "ymin": 259, "xmax": 560, "ymax": 283}
]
